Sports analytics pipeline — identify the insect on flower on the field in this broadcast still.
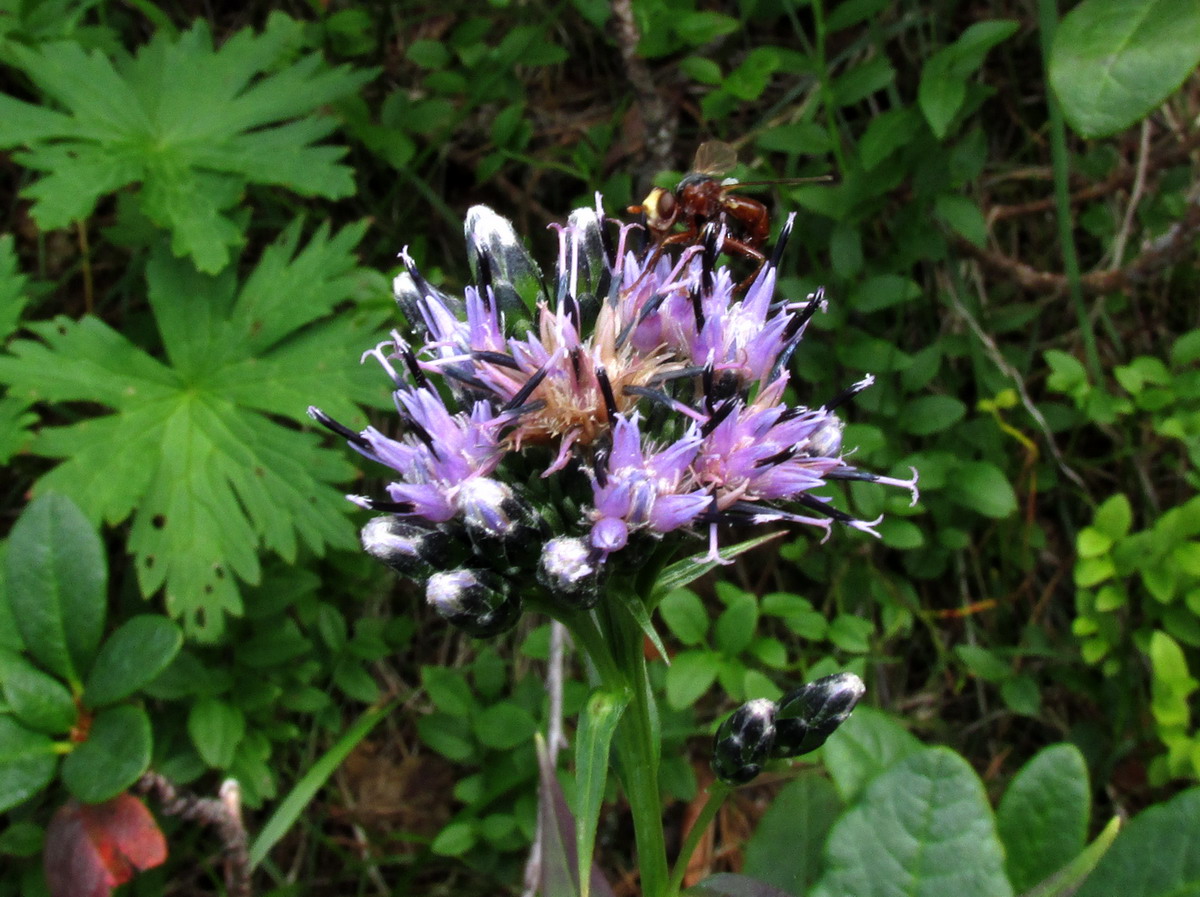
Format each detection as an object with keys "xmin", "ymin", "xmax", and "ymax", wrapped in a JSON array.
[{"xmin": 628, "ymin": 140, "xmax": 833, "ymax": 287}]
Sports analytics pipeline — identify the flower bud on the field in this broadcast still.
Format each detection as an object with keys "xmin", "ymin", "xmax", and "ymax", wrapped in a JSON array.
[
  {"xmin": 456, "ymin": 478, "xmax": 544, "ymax": 543},
  {"xmin": 537, "ymin": 536, "xmax": 602, "ymax": 609},
  {"xmin": 426, "ymin": 569, "xmax": 521, "ymax": 638},
  {"xmin": 712, "ymin": 698, "xmax": 777, "ymax": 785},
  {"xmin": 360, "ymin": 516, "xmax": 450, "ymax": 578},
  {"xmin": 771, "ymin": 672, "xmax": 865, "ymax": 759}
]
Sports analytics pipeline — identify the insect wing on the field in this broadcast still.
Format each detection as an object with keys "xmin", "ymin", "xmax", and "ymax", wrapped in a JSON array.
[{"xmin": 691, "ymin": 140, "xmax": 738, "ymax": 176}]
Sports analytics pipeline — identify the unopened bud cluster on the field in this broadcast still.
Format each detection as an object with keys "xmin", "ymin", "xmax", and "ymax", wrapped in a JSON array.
[
  {"xmin": 310, "ymin": 197, "xmax": 917, "ymax": 637},
  {"xmin": 712, "ymin": 672, "xmax": 865, "ymax": 785}
]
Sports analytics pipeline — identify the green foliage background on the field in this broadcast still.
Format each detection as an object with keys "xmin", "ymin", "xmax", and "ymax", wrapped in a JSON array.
[{"xmin": 1, "ymin": 0, "xmax": 1199, "ymax": 894}]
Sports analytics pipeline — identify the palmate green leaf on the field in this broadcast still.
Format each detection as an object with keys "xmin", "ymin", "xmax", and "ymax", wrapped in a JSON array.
[
  {"xmin": 0, "ymin": 16, "xmax": 375, "ymax": 272},
  {"xmin": 0, "ymin": 224, "xmax": 386, "ymax": 639}
]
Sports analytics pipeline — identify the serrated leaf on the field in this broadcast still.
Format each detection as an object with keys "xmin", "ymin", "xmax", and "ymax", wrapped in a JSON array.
[
  {"xmin": 997, "ymin": 744, "xmax": 1090, "ymax": 893},
  {"xmin": 812, "ymin": 747, "xmax": 1013, "ymax": 897},
  {"xmin": 1074, "ymin": 787, "xmax": 1200, "ymax": 897},
  {"xmin": 82, "ymin": 614, "xmax": 183, "ymax": 708},
  {"xmin": 0, "ymin": 716, "xmax": 58, "ymax": 813},
  {"xmin": 0, "ymin": 648, "xmax": 77, "ymax": 734},
  {"xmin": 0, "ymin": 227, "xmax": 382, "ymax": 640},
  {"xmin": 62, "ymin": 705, "xmax": 152, "ymax": 804},
  {"xmin": 0, "ymin": 20, "xmax": 375, "ymax": 271},
  {"xmin": 4, "ymin": 493, "xmax": 106, "ymax": 685},
  {"xmin": 1050, "ymin": 0, "xmax": 1200, "ymax": 138}
]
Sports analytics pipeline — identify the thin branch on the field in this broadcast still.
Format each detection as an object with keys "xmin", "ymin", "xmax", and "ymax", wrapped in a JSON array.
[{"xmin": 136, "ymin": 772, "xmax": 251, "ymax": 897}]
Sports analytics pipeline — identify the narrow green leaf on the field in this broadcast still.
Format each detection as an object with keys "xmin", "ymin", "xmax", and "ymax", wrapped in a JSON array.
[
  {"xmin": 5, "ymin": 493, "xmax": 107, "ymax": 686},
  {"xmin": 652, "ymin": 532, "xmax": 783, "ymax": 605},
  {"xmin": 0, "ymin": 648, "xmax": 77, "ymax": 734},
  {"xmin": 996, "ymin": 744, "xmax": 1090, "ymax": 893},
  {"xmin": 614, "ymin": 587, "xmax": 671, "ymax": 666},
  {"xmin": 0, "ymin": 716, "xmax": 58, "ymax": 813},
  {"xmin": 61, "ymin": 704, "xmax": 152, "ymax": 804},
  {"xmin": 249, "ymin": 701, "xmax": 394, "ymax": 868},
  {"xmin": 188, "ymin": 697, "xmax": 245, "ymax": 769},
  {"xmin": 82, "ymin": 614, "xmax": 183, "ymax": 708},
  {"xmin": 1050, "ymin": 0, "xmax": 1200, "ymax": 137},
  {"xmin": 575, "ymin": 688, "xmax": 630, "ymax": 897},
  {"xmin": 812, "ymin": 747, "xmax": 1013, "ymax": 897},
  {"xmin": 1075, "ymin": 788, "xmax": 1200, "ymax": 897}
]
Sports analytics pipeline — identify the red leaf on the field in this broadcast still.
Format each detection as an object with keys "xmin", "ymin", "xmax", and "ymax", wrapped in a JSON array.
[{"xmin": 44, "ymin": 793, "xmax": 168, "ymax": 897}]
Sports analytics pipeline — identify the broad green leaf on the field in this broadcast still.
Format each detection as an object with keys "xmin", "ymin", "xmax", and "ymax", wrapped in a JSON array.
[
  {"xmin": 1050, "ymin": 0, "xmax": 1200, "ymax": 138},
  {"xmin": 575, "ymin": 688, "xmax": 629, "ymax": 897},
  {"xmin": 0, "ymin": 226, "xmax": 383, "ymax": 640},
  {"xmin": 0, "ymin": 648, "xmax": 76, "ymax": 734},
  {"xmin": 0, "ymin": 19, "xmax": 375, "ymax": 271},
  {"xmin": 422, "ymin": 666, "xmax": 477, "ymax": 717},
  {"xmin": 743, "ymin": 773, "xmax": 842, "ymax": 895},
  {"xmin": 812, "ymin": 747, "xmax": 1013, "ymax": 897},
  {"xmin": 666, "ymin": 650, "xmax": 720, "ymax": 709},
  {"xmin": 901, "ymin": 395, "xmax": 967, "ymax": 435},
  {"xmin": 4, "ymin": 493, "xmax": 106, "ymax": 685},
  {"xmin": 918, "ymin": 20, "xmax": 1018, "ymax": 137},
  {"xmin": 659, "ymin": 589, "xmax": 710, "ymax": 646},
  {"xmin": 1075, "ymin": 787, "xmax": 1200, "ymax": 897},
  {"xmin": 997, "ymin": 744, "xmax": 1090, "ymax": 893},
  {"xmin": 82, "ymin": 614, "xmax": 183, "ymax": 708},
  {"xmin": 822, "ymin": 707, "xmax": 923, "ymax": 802},
  {"xmin": 61, "ymin": 704, "xmax": 152, "ymax": 803},
  {"xmin": 1093, "ymin": 494, "xmax": 1134, "ymax": 539},
  {"xmin": 946, "ymin": 461, "xmax": 1018, "ymax": 518},
  {"xmin": 474, "ymin": 703, "xmax": 537, "ymax": 751},
  {"xmin": 188, "ymin": 697, "xmax": 245, "ymax": 769},
  {"xmin": 714, "ymin": 593, "xmax": 758, "ymax": 657},
  {"xmin": 0, "ymin": 716, "xmax": 57, "ymax": 813}
]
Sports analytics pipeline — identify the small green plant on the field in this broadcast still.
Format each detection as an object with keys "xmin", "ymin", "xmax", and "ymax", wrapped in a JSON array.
[{"xmin": 0, "ymin": 492, "xmax": 181, "ymax": 816}]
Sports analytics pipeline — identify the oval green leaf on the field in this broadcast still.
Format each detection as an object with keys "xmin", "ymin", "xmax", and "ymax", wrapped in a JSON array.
[
  {"xmin": 187, "ymin": 697, "xmax": 245, "ymax": 769},
  {"xmin": 1050, "ymin": 0, "xmax": 1200, "ymax": 137},
  {"xmin": 82, "ymin": 614, "xmax": 183, "ymax": 709},
  {"xmin": 61, "ymin": 704, "xmax": 151, "ymax": 804},
  {"xmin": 997, "ymin": 743, "xmax": 1090, "ymax": 893},
  {"xmin": 5, "ymin": 494, "xmax": 107, "ymax": 686},
  {"xmin": 0, "ymin": 648, "xmax": 77, "ymax": 734},
  {"xmin": 1075, "ymin": 787, "xmax": 1200, "ymax": 897},
  {"xmin": 0, "ymin": 716, "xmax": 58, "ymax": 812},
  {"xmin": 812, "ymin": 746, "xmax": 1013, "ymax": 897}
]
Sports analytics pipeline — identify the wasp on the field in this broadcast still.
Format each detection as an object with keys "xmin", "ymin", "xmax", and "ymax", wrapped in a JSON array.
[{"xmin": 629, "ymin": 141, "xmax": 831, "ymax": 287}]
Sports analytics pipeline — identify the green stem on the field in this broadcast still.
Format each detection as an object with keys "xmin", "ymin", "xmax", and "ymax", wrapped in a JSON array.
[
  {"xmin": 666, "ymin": 781, "xmax": 731, "ymax": 896},
  {"xmin": 1037, "ymin": 0, "xmax": 1100, "ymax": 381},
  {"xmin": 600, "ymin": 588, "xmax": 670, "ymax": 897}
]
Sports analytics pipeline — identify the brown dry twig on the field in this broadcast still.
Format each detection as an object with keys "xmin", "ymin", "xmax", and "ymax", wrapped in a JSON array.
[
  {"xmin": 610, "ymin": 0, "xmax": 676, "ymax": 180},
  {"xmin": 955, "ymin": 191, "xmax": 1200, "ymax": 295},
  {"xmin": 136, "ymin": 772, "xmax": 251, "ymax": 897}
]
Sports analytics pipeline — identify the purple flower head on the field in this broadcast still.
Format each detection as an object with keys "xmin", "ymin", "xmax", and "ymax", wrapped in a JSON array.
[{"xmin": 311, "ymin": 194, "xmax": 919, "ymax": 627}]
